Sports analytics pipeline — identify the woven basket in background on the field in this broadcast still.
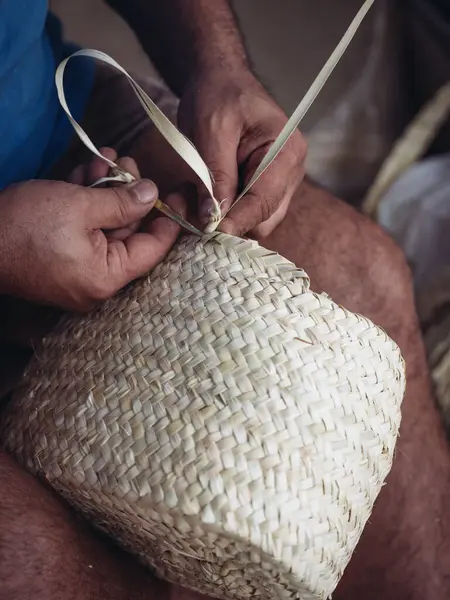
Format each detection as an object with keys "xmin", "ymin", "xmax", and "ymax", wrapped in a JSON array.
[{"xmin": 0, "ymin": 234, "xmax": 405, "ymax": 600}]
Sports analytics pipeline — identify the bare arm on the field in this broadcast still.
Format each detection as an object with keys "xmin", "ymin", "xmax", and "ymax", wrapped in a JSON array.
[
  {"xmin": 107, "ymin": 0, "xmax": 307, "ymax": 237},
  {"xmin": 107, "ymin": 0, "xmax": 248, "ymax": 96}
]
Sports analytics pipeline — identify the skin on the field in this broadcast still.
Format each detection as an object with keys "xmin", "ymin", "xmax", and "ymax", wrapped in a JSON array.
[
  {"xmin": 0, "ymin": 175, "xmax": 184, "ymax": 312},
  {"xmin": 265, "ymin": 182, "xmax": 450, "ymax": 600},
  {"xmin": 1, "ymin": 0, "xmax": 305, "ymax": 311},
  {"xmin": 0, "ymin": 1, "xmax": 448, "ymax": 597},
  {"xmin": 1, "ymin": 157, "xmax": 449, "ymax": 599},
  {"xmin": 108, "ymin": 0, "xmax": 306, "ymax": 236}
]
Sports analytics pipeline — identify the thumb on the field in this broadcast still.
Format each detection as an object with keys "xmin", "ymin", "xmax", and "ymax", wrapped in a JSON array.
[
  {"xmin": 105, "ymin": 192, "xmax": 185, "ymax": 290},
  {"xmin": 86, "ymin": 179, "xmax": 158, "ymax": 229},
  {"xmin": 195, "ymin": 133, "xmax": 239, "ymax": 228}
]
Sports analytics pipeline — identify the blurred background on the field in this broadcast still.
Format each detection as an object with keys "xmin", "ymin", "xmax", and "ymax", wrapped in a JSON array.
[
  {"xmin": 49, "ymin": 0, "xmax": 368, "ymax": 125},
  {"xmin": 49, "ymin": 0, "xmax": 449, "ymax": 203}
]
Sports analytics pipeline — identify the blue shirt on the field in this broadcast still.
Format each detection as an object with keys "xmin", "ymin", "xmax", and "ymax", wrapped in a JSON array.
[{"xmin": 0, "ymin": 1, "xmax": 94, "ymax": 188}]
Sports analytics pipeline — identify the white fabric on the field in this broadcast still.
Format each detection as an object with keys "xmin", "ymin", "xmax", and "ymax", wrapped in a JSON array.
[{"xmin": 378, "ymin": 154, "xmax": 450, "ymax": 291}]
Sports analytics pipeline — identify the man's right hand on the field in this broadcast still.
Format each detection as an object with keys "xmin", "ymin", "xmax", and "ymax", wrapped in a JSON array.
[{"xmin": 0, "ymin": 178, "xmax": 183, "ymax": 312}]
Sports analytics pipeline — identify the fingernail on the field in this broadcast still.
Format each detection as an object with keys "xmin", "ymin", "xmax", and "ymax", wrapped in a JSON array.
[
  {"xmin": 128, "ymin": 179, "xmax": 158, "ymax": 204},
  {"xmin": 199, "ymin": 198, "xmax": 216, "ymax": 223}
]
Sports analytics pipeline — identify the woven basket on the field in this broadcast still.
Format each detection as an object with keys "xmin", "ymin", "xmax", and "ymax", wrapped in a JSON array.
[{"xmin": 0, "ymin": 233, "xmax": 405, "ymax": 600}]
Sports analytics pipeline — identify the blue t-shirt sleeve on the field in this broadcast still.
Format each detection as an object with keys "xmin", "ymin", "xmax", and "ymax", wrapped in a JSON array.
[
  {"xmin": 38, "ymin": 12, "xmax": 95, "ymax": 178},
  {"xmin": 0, "ymin": 3, "xmax": 94, "ymax": 188}
]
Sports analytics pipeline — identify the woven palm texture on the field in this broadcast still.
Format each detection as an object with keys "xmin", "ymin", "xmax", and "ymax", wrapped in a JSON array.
[
  {"xmin": 1, "ymin": 233, "xmax": 405, "ymax": 600},
  {"xmin": 1, "ymin": 2, "xmax": 407, "ymax": 597}
]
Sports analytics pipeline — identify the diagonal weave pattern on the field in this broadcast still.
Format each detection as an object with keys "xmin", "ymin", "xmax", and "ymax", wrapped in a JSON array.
[{"xmin": 0, "ymin": 234, "xmax": 405, "ymax": 600}]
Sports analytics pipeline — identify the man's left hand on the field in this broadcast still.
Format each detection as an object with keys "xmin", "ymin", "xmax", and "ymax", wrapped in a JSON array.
[{"xmin": 178, "ymin": 67, "xmax": 307, "ymax": 237}]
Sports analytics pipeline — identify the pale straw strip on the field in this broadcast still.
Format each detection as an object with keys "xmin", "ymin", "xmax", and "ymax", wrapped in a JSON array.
[
  {"xmin": 56, "ymin": 2, "xmax": 376, "ymax": 234},
  {"xmin": 362, "ymin": 82, "xmax": 450, "ymax": 220},
  {"xmin": 208, "ymin": 0, "xmax": 377, "ymax": 231},
  {"xmin": 55, "ymin": 49, "xmax": 216, "ymax": 200}
]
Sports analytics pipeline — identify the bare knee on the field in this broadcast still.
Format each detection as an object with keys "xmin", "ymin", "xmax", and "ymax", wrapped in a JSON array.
[
  {"xmin": 267, "ymin": 185, "xmax": 450, "ymax": 600},
  {"xmin": 265, "ymin": 181, "xmax": 417, "ymax": 345}
]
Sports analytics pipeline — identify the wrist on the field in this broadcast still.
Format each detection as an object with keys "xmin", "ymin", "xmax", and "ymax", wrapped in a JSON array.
[
  {"xmin": 188, "ymin": 30, "xmax": 249, "ymax": 82},
  {"xmin": 186, "ymin": 54, "xmax": 250, "ymax": 89},
  {"xmin": 186, "ymin": 58, "xmax": 260, "ymax": 95}
]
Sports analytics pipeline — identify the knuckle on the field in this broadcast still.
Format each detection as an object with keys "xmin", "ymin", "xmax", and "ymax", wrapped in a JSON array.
[
  {"xmin": 254, "ymin": 114, "xmax": 306, "ymax": 158},
  {"xmin": 117, "ymin": 156, "xmax": 140, "ymax": 178},
  {"xmin": 207, "ymin": 161, "xmax": 234, "ymax": 184},
  {"xmin": 109, "ymin": 187, "xmax": 131, "ymax": 221},
  {"xmin": 245, "ymin": 121, "xmax": 276, "ymax": 145},
  {"xmin": 99, "ymin": 146, "xmax": 117, "ymax": 161},
  {"xmin": 119, "ymin": 155, "xmax": 135, "ymax": 166},
  {"xmin": 260, "ymin": 194, "xmax": 278, "ymax": 223},
  {"xmin": 206, "ymin": 109, "xmax": 237, "ymax": 135},
  {"xmin": 246, "ymin": 189, "xmax": 277, "ymax": 224}
]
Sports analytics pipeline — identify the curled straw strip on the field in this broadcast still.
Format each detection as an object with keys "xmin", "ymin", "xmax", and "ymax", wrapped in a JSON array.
[
  {"xmin": 362, "ymin": 81, "xmax": 450, "ymax": 220},
  {"xmin": 89, "ymin": 166, "xmax": 204, "ymax": 237},
  {"xmin": 56, "ymin": 0, "xmax": 376, "ymax": 234}
]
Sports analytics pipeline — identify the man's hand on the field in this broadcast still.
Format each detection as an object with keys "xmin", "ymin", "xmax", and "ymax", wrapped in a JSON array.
[
  {"xmin": 178, "ymin": 68, "xmax": 306, "ymax": 237},
  {"xmin": 0, "ymin": 176, "xmax": 183, "ymax": 312},
  {"xmin": 108, "ymin": 0, "xmax": 306, "ymax": 238}
]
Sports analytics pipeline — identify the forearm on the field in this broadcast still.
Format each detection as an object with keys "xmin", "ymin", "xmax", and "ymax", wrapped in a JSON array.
[{"xmin": 107, "ymin": 0, "xmax": 249, "ymax": 95}]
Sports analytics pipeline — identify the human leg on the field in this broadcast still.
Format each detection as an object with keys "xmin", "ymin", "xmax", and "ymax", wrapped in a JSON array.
[
  {"xmin": 263, "ymin": 181, "xmax": 450, "ymax": 600},
  {"xmin": 2, "ymin": 61, "xmax": 449, "ymax": 599},
  {"xmin": 0, "ymin": 450, "xmax": 172, "ymax": 600}
]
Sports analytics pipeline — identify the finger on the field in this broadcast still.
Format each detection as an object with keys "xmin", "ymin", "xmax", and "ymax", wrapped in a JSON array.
[
  {"xmin": 107, "ymin": 192, "xmax": 185, "ymax": 287},
  {"xmin": 219, "ymin": 164, "xmax": 299, "ymax": 237},
  {"xmin": 67, "ymin": 164, "xmax": 85, "ymax": 186},
  {"xmin": 146, "ymin": 191, "xmax": 186, "ymax": 242},
  {"xmin": 87, "ymin": 147, "xmax": 118, "ymax": 185},
  {"xmin": 191, "ymin": 121, "xmax": 240, "ymax": 227},
  {"xmin": 104, "ymin": 158, "xmax": 143, "ymax": 240},
  {"xmin": 220, "ymin": 132, "xmax": 306, "ymax": 236},
  {"xmin": 115, "ymin": 156, "xmax": 141, "ymax": 182},
  {"xmin": 172, "ymin": 182, "xmax": 201, "ymax": 230},
  {"xmin": 86, "ymin": 179, "xmax": 158, "ymax": 230},
  {"xmin": 250, "ymin": 194, "xmax": 291, "ymax": 239},
  {"xmin": 105, "ymin": 221, "xmax": 140, "ymax": 241},
  {"xmin": 67, "ymin": 148, "xmax": 117, "ymax": 187}
]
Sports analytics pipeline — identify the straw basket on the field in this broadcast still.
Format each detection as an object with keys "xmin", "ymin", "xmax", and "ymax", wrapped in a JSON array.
[{"xmin": 0, "ymin": 233, "xmax": 405, "ymax": 600}]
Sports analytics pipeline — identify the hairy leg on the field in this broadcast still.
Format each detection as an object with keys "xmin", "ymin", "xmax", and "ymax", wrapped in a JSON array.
[
  {"xmin": 3, "ymin": 178, "xmax": 447, "ymax": 600},
  {"xmin": 263, "ymin": 181, "xmax": 450, "ymax": 600},
  {"xmin": 3, "ymin": 61, "xmax": 449, "ymax": 596},
  {"xmin": 0, "ymin": 451, "xmax": 171, "ymax": 600}
]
